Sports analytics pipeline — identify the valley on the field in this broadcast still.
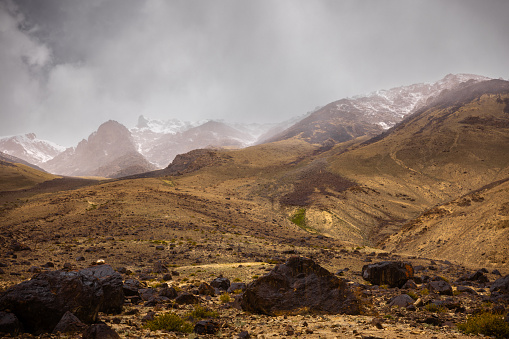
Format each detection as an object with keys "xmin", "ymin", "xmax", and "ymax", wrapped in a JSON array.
[{"xmin": 1, "ymin": 75, "xmax": 509, "ymax": 338}]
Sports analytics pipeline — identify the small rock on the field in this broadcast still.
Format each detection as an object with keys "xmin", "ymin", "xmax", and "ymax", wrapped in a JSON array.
[
  {"xmin": 162, "ymin": 273, "xmax": 172, "ymax": 281},
  {"xmin": 141, "ymin": 311, "xmax": 156, "ymax": 323},
  {"xmin": 371, "ymin": 317, "xmax": 384, "ymax": 329},
  {"xmin": 123, "ymin": 279, "xmax": 141, "ymax": 297},
  {"xmin": 211, "ymin": 276, "xmax": 230, "ymax": 291},
  {"xmin": 82, "ymin": 322, "xmax": 120, "ymax": 339},
  {"xmin": 198, "ymin": 282, "xmax": 215, "ymax": 296},
  {"xmin": 237, "ymin": 330, "xmax": 251, "ymax": 338},
  {"xmin": 428, "ymin": 280, "xmax": 453, "ymax": 295},
  {"xmin": 155, "ymin": 245, "xmax": 165, "ymax": 250},
  {"xmin": 153, "ymin": 260, "xmax": 168, "ymax": 273},
  {"xmin": 76, "ymin": 256, "xmax": 85, "ymax": 262},
  {"xmin": 388, "ymin": 294, "xmax": 415, "ymax": 307},
  {"xmin": 159, "ymin": 286, "xmax": 178, "ymax": 299},
  {"xmin": 194, "ymin": 320, "xmax": 220, "ymax": 335},
  {"xmin": 0, "ymin": 311, "xmax": 23, "ymax": 336},
  {"xmin": 52, "ymin": 311, "xmax": 86, "ymax": 334},
  {"xmin": 227, "ymin": 282, "xmax": 247, "ymax": 293},
  {"xmin": 175, "ymin": 292, "xmax": 199, "ymax": 305},
  {"xmin": 457, "ymin": 285, "xmax": 478, "ymax": 295},
  {"xmin": 402, "ymin": 279, "xmax": 417, "ymax": 289}
]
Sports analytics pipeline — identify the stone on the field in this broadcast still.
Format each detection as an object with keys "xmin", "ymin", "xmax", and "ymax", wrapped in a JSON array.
[
  {"xmin": 82, "ymin": 322, "xmax": 120, "ymax": 339},
  {"xmin": 80, "ymin": 265, "xmax": 124, "ymax": 314},
  {"xmin": 52, "ymin": 311, "xmax": 86, "ymax": 334},
  {"xmin": 401, "ymin": 279, "xmax": 417, "ymax": 289},
  {"xmin": 237, "ymin": 330, "xmax": 251, "ymax": 338},
  {"xmin": 361, "ymin": 261, "xmax": 414, "ymax": 288},
  {"xmin": 139, "ymin": 288, "xmax": 157, "ymax": 301},
  {"xmin": 162, "ymin": 273, "xmax": 172, "ymax": 281},
  {"xmin": 123, "ymin": 279, "xmax": 141, "ymax": 296},
  {"xmin": 0, "ymin": 265, "xmax": 123, "ymax": 334},
  {"xmin": 457, "ymin": 285, "xmax": 478, "ymax": 295},
  {"xmin": 240, "ymin": 256, "xmax": 360, "ymax": 315},
  {"xmin": 211, "ymin": 276, "xmax": 230, "ymax": 291},
  {"xmin": 153, "ymin": 260, "xmax": 168, "ymax": 273},
  {"xmin": 0, "ymin": 311, "xmax": 23, "ymax": 336},
  {"xmin": 388, "ymin": 294, "xmax": 415, "ymax": 307},
  {"xmin": 491, "ymin": 275, "xmax": 509, "ymax": 295},
  {"xmin": 228, "ymin": 282, "xmax": 247, "ymax": 294},
  {"xmin": 428, "ymin": 280, "xmax": 453, "ymax": 295},
  {"xmin": 198, "ymin": 282, "xmax": 215, "ymax": 296},
  {"xmin": 194, "ymin": 320, "xmax": 220, "ymax": 335},
  {"xmin": 175, "ymin": 292, "xmax": 199, "ymax": 305},
  {"xmin": 159, "ymin": 286, "xmax": 178, "ymax": 299},
  {"xmin": 461, "ymin": 270, "xmax": 490, "ymax": 283}
]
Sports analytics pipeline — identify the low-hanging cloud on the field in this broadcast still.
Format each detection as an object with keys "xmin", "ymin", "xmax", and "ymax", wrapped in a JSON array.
[{"xmin": 1, "ymin": 0, "xmax": 509, "ymax": 146}]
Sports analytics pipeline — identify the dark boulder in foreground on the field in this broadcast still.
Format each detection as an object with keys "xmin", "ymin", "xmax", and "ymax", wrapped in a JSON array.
[
  {"xmin": 240, "ymin": 256, "xmax": 361, "ymax": 315},
  {"xmin": 0, "ymin": 264, "xmax": 123, "ymax": 334},
  {"xmin": 361, "ymin": 261, "xmax": 414, "ymax": 288}
]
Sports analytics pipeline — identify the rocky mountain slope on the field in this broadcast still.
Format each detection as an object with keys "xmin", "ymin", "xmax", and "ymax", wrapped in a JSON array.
[
  {"xmin": 42, "ymin": 120, "xmax": 156, "ymax": 178},
  {"xmin": 0, "ymin": 133, "xmax": 65, "ymax": 167},
  {"xmin": 266, "ymin": 73, "xmax": 490, "ymax": 144}
]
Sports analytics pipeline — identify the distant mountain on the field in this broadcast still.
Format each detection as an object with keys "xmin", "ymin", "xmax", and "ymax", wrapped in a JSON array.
[
  {"xmin": 43, "ymin": 120, "xmax": 156, "ymax": 178},
  {"xmin": 266, "ymin": 73, "xmax": 490, "ymax": 144},
  {"xmin": 0, "ymin": 133, "xmax": 65, "ymax": 166},
  {"xmin": 130, "ymin": 116, "xmax": 304, "ymax": 168},
  {"xmin": 139, "ymin": 120, "xmax": 250, "ymax": 168}
]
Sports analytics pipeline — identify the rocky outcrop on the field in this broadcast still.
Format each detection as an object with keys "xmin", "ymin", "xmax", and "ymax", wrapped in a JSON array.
[
  {"xmin": 0, "ymin": 265, "xmax": 123, "ymax": 334},
  {"xmin": 240, "ymin": 257, "xmax": 361, "ymax": 315},
  {"xmin": 361, "ymin": 261, "xmax": 414, "ymax": 288}
]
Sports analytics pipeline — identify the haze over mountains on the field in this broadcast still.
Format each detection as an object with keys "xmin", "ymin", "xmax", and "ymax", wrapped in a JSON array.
[{"xmin": 0, "ymin": 73, "xmax": 490, "ymax": 178}]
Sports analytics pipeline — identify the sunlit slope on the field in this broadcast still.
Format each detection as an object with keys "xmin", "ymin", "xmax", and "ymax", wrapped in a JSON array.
[
  {"xmin": 0, "ymin": 160, "xmax": 58, "ymax": 191},
  {"xmin": 383, "ymin": 177, "xmax": 509, "ymax": 267},
  {"xmin": 329, "ymin": 80, "xmax": 509, "ymax": 200}
]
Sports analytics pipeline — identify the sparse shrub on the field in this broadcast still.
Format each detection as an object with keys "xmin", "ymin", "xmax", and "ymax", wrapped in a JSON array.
[
  {"xmin": 143, "ymin": 312, "xmax": 193, "ymax": 333},
  {"xmin": 186, "ymin": 305, "xmax": 218, "ymax": 320},
  {"xmin": 233, "ymin": 277, "xmax": 242, "ymax": 282},
  {"xmin": 407, "ymin": 291, "xmax": 418, "ymax": 300},
  {"xmin": 420, "ymin": 288, "xmax": 429, "ymax": 296},
  {"xmin": 457, "ymin": 312, "xmax": 509, "ymax": 338},
  {"xmin": 252, "ymin": 275, "xmax": 259, "ymax": 280},
  {"xmin": 424, "ymin": 303, "xmax": 446, "ymax": 313},
  {"xmin": 219, "ymin": 293, "xmax": 231, "ymax": 303}
]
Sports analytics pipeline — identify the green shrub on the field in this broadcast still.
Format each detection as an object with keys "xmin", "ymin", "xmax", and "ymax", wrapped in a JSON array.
[
  {"xmin": 406, "ymin": 291, "xmax": 418, "ymax": 300},
  {"xmin": 424, "ymin": 303, "xmax": 446, "ymax": 313},
  {"xmin": 219, "ymin": 293, "xmax": 231, "ymax": 303},
  {"xmin": 186, "ymin": 305, "xmax": 218, "ymax": 320},
  {"xmin": 143, "ymin": 312, "xmax": 193, "ymax": 333},
  {"xmin": 457, "ymin": 312, "xmax": 509, "ymax": 339}
]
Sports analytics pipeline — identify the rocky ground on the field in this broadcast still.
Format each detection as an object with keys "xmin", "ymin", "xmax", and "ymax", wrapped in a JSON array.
[
  {"xmin": 1, "ymin": 178, "xmax": 508, "ymax": 338},
  {"xmin": 1, "ymin": 236, "xmax": 508, "ymax": 338}
]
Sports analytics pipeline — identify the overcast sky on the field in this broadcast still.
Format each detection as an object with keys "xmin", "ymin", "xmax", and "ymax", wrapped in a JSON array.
[{"xmin": 1, "ymin": 0, "xmax": 509, "ymax": 146}]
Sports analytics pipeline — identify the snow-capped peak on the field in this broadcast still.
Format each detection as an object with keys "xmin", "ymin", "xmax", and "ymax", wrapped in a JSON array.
[{"xmin": 0, "ymin": 133, "xmax": 66, "ymax": 165}]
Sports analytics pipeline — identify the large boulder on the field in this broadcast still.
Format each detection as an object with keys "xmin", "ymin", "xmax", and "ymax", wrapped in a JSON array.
[
  {"xmin": 240, "ymin": 256, "xmax": 360, "ymax": 316},
  {"xmin": 0, "ymin": 265, "xmax": 123, "ymax": 334},
  {"xmin": 361, "ymin": 261, "xmax": 414, "ymax": 288},
  {"xmin": 491, "ymin": 275, "xmax": 509, "ymax": 295},
  {"xmin": 490, "ymin": 275, "xmax": 509, "ymax": 301},
  {"xmin": 80, "ymin": 265, "xmax": 124, "ymax": 314}
]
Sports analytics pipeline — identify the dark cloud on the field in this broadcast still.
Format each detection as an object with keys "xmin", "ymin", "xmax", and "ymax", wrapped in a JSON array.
[{"xmin": 1, "ymin": 0, "xmax": 509, "ymax": 146}]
